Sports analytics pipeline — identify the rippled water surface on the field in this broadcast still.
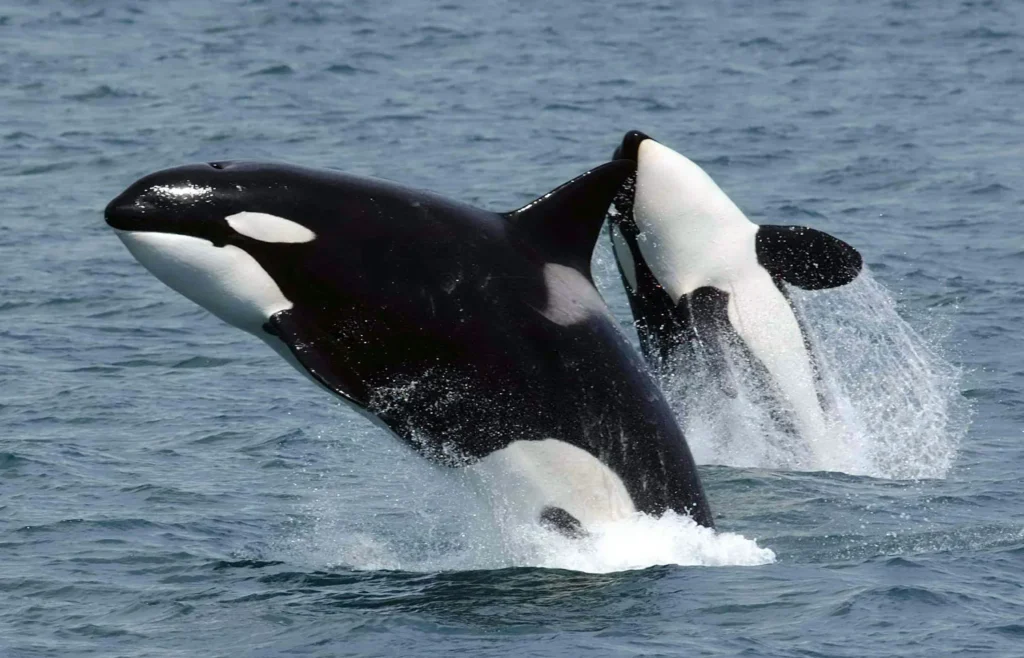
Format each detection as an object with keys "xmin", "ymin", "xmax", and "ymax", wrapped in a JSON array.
[{"xmin": 3, "ymin": 1, "xmax": 1023, "ymax": 656}]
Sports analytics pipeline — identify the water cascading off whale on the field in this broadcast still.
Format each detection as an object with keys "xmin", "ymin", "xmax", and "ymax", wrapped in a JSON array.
[
  {"xmin": 607, "ymin": 131, "xmax": 863, "ymax": 470},
  {"xmin": 104, "ymin": 158, "xmax": 714, "ymax": 534}
]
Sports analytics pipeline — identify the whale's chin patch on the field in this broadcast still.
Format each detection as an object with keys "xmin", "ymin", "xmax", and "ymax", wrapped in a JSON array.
[{"xmin": 114, "ymin": 230, "xmax": 293, "ymax": 333}]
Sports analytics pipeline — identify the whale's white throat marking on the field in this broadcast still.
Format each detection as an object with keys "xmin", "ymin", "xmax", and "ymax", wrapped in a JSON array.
[
  {"xmin": 114, "ymin": 228, "xmax": 390, "ymax": 430},
  {"xmin": 632, "ymin": 139, "xmax": 832, "ymax": 466},
  {"xmin": 633, "ymin": 139, "xmax": 759, "ymax": 301},
  {"xmin": 469, "ymin": 439, "xmax": 636, "ymax": 526},
  {"xmin": 226, "ymin": 211, "xmax": 317, "ymax": 244},
  {"xmin": 114, "ymin": 230, "xmax": 292, "ymax": 333}
]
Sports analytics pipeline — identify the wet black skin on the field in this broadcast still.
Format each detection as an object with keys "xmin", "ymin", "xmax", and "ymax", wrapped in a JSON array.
[{"xmin": 106, "ymin": 160, "xmax": 715, "ymax": 528}]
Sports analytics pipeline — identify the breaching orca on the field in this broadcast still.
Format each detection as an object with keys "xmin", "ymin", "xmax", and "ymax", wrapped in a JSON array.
[
  {"xmin": 105, "ymin": 159, "xmax": 714, "ymax": 531},
  {"xmin": 607, "ymin": 132, "xmax": 862, "ymax": 469}
]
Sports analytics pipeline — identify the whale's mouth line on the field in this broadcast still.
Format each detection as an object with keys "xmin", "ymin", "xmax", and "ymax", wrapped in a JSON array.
[
  {"xmin": 111, "ymin": 226, "xmax": 226, "ymax": 251},
  {"xmin": 104, "ymin": 203, "xmax": 204, "ymax": 238},
  {"xmin": 107, "ymin": 206, "xmax": 236, "ymax": 248}
]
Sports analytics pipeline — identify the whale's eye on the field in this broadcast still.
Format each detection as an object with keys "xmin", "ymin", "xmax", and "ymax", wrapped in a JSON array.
[{"xmin": 208, "ymin": 162, "xmax": 226, "ymax": 170}]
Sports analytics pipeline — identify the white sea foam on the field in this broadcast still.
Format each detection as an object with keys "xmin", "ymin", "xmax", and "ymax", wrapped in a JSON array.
[
  {"xmin": 502, "ymin": 512, "xmax": 775, "ymax": 572},
  {"xmin": 282, "ymin": 488, "xmax": 775, "ymax": 574}
]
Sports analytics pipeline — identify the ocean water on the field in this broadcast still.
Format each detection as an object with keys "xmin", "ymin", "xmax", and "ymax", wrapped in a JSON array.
[{"xmin": 2, "ymin": 0, "xmax": 1022, "ymax": 655}]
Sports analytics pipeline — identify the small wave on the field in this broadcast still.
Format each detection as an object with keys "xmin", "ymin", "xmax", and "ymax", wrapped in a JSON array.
[
  {"xmin": 738, "ymin": 37, "xmax": 784, "ymax": 50},
  {"xmin": 38, "ymin": 295, "xmax": 86, "ymax": 307},
  {"xmin": 111, "ymin": 358, "xmax": 166, "ymax": 368},
  {"xmin": 969, "ymin": 182, "xmax": 1010, "ymax": 196},
  {"xmin": 65, "ymin": 624, "xmax": 146, "ymax": 639},
  {"xmin": 190, "ymin": 430, "xmax": 247, "ymax": 446},
  {"xmin": 16, "ymin": 517, "xmax": 165, "ymax": 534},
  {"xmin": 212, "ymin": 559, "xmax": 286, "ymax": 570},
  {"xmin": 172, "ymin": 356, "xmax": 234, "ymax": 369},
  {"xmin": 849, "ymin": 584, "xmax": 953, "ymax": 608},
  {"xmin": 775, "ymin": 523, "xmax": 1024, "ymax": 564},
  {"xmin": 0, "ymin": 452, "xmax": 31, "ymax": 469},
  {"xmin": 249, "ymin": 64, "xmax": 295, "ymax": 76},
  {"xmin": 960, "ymin": 26, "xmax": 1016, "ymax": 40},
  {"xmin": 542, "ymin": 102, "xmax": 587, "ymax": 112},
  {"xmin": 992, "ymin": 624, "xmax": 1024, "ymax": 637},
  {"xmin": 776, "ymin": 203, "xmax": 827, "ymax": 219},
  {"xmin": 787, "ymin": 53, "xmax": 848, "ymax": 69},
  {"xmin": 15, "ymin": 161, "xmax": 76, "ymax": 176},
  {"xmin": 325, "ymin": 63, "xmax": 364, "ymax": 75},
  {"xmin": 63, "ymin": 84, "xmax": 142, "ymax": 101}
]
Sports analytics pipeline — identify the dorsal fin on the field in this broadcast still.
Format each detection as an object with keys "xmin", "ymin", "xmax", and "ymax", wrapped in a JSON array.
[{"xmin": 505, "ymin": 160, "xmax": 635, "ymax": 278}]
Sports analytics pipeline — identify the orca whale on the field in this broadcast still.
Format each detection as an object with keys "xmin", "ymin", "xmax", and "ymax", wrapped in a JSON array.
[
  {"xmin": 105, "ymin": 159, "xmax": 714, "ymax": 530},
  {"xmin": 607, "ymin": 132, "xmax": 862, "ymax": 469}
]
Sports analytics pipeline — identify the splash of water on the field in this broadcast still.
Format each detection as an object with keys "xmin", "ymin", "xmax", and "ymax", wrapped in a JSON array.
[
  {"xmin": 282, "ymin": 487, "xmax": 775, "ymax": 574},
  {"xmin": 660, "ymin": 273, "xmax": 968, "ymax": 479},
  {"xmin": 504, "ymin": 512, "xmax": 775, "ymax": 572}
]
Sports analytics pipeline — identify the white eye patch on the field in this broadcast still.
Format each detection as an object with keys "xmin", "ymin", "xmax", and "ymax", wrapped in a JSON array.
[{"xmin": 225, "ymin": 211, "xmax": 316, "ymax": 244}]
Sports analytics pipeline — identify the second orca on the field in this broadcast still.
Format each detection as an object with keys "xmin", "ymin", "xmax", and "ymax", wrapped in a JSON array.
[{"xmin": 607, "ymin": 131, "xmax": 863, "ymax": 469}]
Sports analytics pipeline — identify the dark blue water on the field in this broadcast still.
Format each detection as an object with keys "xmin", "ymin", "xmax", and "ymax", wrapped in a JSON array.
[{"xmin": 3, "ymin": 1, "xmax": 1023, "ymax": 655}]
